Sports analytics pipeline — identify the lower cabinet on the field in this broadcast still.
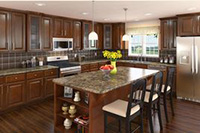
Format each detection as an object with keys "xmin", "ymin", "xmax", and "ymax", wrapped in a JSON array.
[
  {"xmin": 6, "ymin": 81, "xmax": 25, "ymax": 108},
  {"xmin": 44, "ymin": 76, "xmax": 56, "ymax": 98},
  {"xmin": 0, "ymin": 85, "xmax": 3, "ymax": 109},
  {"xmin": 27, "ymin": 78, "xmax": 43, "ymax": 102}
]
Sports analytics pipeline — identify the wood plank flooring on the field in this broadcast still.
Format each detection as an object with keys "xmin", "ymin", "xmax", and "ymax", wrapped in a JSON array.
[{"xmin": 0, "ymin": 98, "xmax": 199, "ymax": 133}]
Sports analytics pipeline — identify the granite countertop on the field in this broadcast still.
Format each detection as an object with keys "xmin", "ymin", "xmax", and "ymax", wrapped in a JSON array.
[
  {"xmin": 0, "ymin": 65, "xmax": 58, "ymax": 77},
  {"xmin": 72, "ymin": 59, "xmax": 176, "ymax": 67},
  {"xmin": 53, "ymin": 67, "xmax": 159, "ymax": 94}
]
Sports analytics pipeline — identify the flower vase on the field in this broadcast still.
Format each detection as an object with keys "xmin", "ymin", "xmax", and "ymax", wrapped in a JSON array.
[{"xmin": 110, "ymin": 61, "xmax": 117, "ymax": 74}]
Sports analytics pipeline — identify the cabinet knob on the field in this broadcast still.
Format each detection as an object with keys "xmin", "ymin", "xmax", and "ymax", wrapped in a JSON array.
[
  {"xmin": 51, "ymin": 72, "xmax": 53, "ymax": 74},
  {"xmin": 15, "ymin": 77, "xmax": 18, "ymax": 80},
  {"xmin": 34, "ymin": 74, "xmax": 37, "ymax": 77}
]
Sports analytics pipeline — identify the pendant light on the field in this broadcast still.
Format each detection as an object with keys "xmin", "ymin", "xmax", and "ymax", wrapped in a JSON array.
[
  {"xmin": 122, "ymin": 8, "xmax": 129, "ymax": 41},
  {"xmin": 89, "ymin": 0, "xmax": 98, "ymax": 40}
]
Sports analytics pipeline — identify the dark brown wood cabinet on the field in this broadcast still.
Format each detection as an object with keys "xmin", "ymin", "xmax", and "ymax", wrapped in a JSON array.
[
  {"xmin": 53, "ymin": 18, "xmax": 63, "ymax": 37},
  {"xmin": 112, "ymin": 23, "xmax": 125, "ymax": 50},
  {"xmin": 0, "ymin": 11, "xmax": 10, "ymax": 51},
  {"xmin": 11, "ymin": 12, "xmax": 26, "ymax": 51},
  {"xmin": 82, "ymin": 21, "xmax": 92, "ymax": 49},
  {"xmin": 42, "ymin": 16, "xmax": 53, "ymax": 51},
  {"xmin": 95, "ymin": 23, "xmax": 103, "ymax": 49},
  {"xmin": 63, "ymin": 19, "xmax": 73, "ymax": 38},
  {"xmin": 0, "ymin": 85, "xmax": 3, "ymax": 109},
  {"xmin": 178, "ymin": 15, "xmax": 196, "ymax": 36},
  {"xmin": 27, "ymin": 78, "xmax": 43, "ymax": 102},
  {"xmin": 103, "ymin": 24, "xmax": 112, "ymax": 49},
  {"xmin": 6, "ymin": 81, "xmax": 25, "ymax": 108},
  {"xmin": 73, "ymin": 21, "xmax": 82, "ymax": 50},
  {"xmin": 160, "ymin": 18, "xmax": 177, "ymax": 50},
  {"xmin": 44, "ymin": 76, "xmax": 56, "ymax": 97},
  {"xmin": 27, "ymin": 14, "xmax": 42, "ymax": 51}
]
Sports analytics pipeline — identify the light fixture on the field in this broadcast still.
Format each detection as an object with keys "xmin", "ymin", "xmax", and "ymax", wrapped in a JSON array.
[
  {"xmin": 122, "ymin": 8, "xmax": 129, "ymax": 41},
  {"xmin": 187, "ymin": 7, "xmax": 197, "ymax": 11},
  {"xmin": 104, "ymin": 18, "xmax": 110, "ymax": 21},
  {"xmin": 35, "ymin": 3, "xmax": 46, "ymax": 7},
  {"xmin": 145, "ymin": 13, "xmax": 152, "ymax": 16},
  {"xmin": 89, "ymin": 0, "xmax": 98, "ymax": 41},
  {"xmin": 82, "ymin": 12, "xmax": 89, "ymax": 15}
]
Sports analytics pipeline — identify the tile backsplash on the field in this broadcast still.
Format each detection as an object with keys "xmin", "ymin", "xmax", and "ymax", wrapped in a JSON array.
[{"xmin": 0, "ymin": 49, "xmax": 176, "ymax": 70}]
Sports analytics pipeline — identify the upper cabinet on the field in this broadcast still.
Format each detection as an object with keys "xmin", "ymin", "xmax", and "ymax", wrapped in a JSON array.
[
  {"xmin": 95, "ymin": 23, "xmax": 103, "ymax": 49},
  {"xmin": 53, "ymin": 18, "xmax": 73, "ymax": 38},
  {"xmin": 160, "ymin": 18, "xmax": 177, "ymax": 50},
  {"xmin": 82, "ymin": 21, "xmax": 92, "ymax": 49},
  {"xmin": 103, "ymin": 24, "xmax": 112, "ymax": 49},
  {"xmin": 73, "ymin": 21, "xmax": 82, "ymax": 50},
  {"xmin": 0, "ymin": 11, "xmax": 10, "ymax": 52},
  {"xmin": 112, "ymin": 23, "xmax": 125, "ymax": 50},
  {"xmin": 27, "ymin": 14, "xmax": 42, "ymax": 51},
  {"xmin": 177, "ymin": 14, "xmax": 200, "ymax": 36},
  {"xmin": 41, "ymin": 16, "xmax": 53, "ymax": 51},
  {"xmin": 0, "ymin": 11, "xmax": 26, "ymax": 52}
]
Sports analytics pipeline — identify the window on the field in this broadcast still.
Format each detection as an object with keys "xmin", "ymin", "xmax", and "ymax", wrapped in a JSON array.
[{"xmin": 128, "ymin": 34, "xmax": 159, "ymax": 57}]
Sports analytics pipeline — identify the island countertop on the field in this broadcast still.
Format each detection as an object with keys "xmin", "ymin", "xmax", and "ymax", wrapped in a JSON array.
[{"xmin": 53, "ymin": 67, "xmax": 159, "ymax": 94}]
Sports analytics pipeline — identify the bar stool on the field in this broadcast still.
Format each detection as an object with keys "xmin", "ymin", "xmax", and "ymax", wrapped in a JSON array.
[
  {"xmin": 144, "ymin": 72, "xmax": 163, "ymax": 133},
  {"xmin": 102, "ymin": 78, "xmax": 147, "ymax": 133},
  {"xmin": 161, "ymin": 67, "xmax": 175, "ymax": 122}
]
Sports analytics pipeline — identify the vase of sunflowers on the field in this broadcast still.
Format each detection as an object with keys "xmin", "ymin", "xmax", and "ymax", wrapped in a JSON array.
[{"xmin": 102, "ymin": 50, "xmax": 122, "ymax": 74}]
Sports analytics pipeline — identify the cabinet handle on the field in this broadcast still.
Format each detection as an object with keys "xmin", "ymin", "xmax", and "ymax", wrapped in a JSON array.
[
  {"xmin": 65, "ymin": 30, "xmax": 67, "ymax": 36},
  {"xmin": 61, "ymin": 30, "xmax": 64, "ymax": 35}
]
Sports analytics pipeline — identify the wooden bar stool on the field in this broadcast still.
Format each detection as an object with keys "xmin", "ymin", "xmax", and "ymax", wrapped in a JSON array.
[
  {"xmin": 102, "ymin": 78, "xmax": 147, "ymax": 133},
  {"xmin": 144, "ymin": 72, "xmax": 163, "ymax": 133},
  {"xmin": 161, "ymin": 67, "xmax": 175, "ymax": 122}
]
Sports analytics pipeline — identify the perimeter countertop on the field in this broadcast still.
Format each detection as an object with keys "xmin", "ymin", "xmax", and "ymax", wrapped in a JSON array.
[
  {"xmin": 0, "ymin": 65, "xmax": 58, "ymax": 77},
  {"xmin": 73, "ymin": 59, "xmax": 176, "ymax": 67},
  {"xmin": 53, "ymin": 67, "xmax": 159, "ymax": 94}
]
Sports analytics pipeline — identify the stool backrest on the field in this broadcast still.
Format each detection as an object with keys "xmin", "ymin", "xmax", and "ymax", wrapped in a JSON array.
[
  {"xmin": 149, "ymin": 72, "xmax": 163, "ymax": 101},
  {"xmin": 164, "ymin": 67, "xmax": 175, "ymax": 93},
  {"xmin": 126, "ymin": 78, "xmax": 146, "ymax": 117}
]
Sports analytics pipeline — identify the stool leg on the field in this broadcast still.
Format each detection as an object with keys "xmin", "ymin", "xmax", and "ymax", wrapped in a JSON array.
[
  {"xmin": 125, "ymin": 121, "xmax": 131, "ymax": 133},
  {"xmin": 104, "ymin": 113, "xmax": 107, "ymax": 133},
  {"xmin": 170, "ymin": 91, "xmax": 175, "ymax": 116},
  {"xmin": 140, "ymin": 109, "xmax": 143, "ymax": 133},
  {"xmin": 157, "ymin": 102, "xmax": 163, "ymax": 130},
  {"xmin": 118, "ymin": 119, "xmax": 121, "ymax": 133},
  {"xmin": 163, "ymin": 94, "xmax": 169, "ymax": 122},
  {"xmin": 148, "ymin": 104, "xmax": 154, "ymax": 133}
]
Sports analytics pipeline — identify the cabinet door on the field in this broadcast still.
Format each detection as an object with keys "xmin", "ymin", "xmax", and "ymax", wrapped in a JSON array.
[
  {"xmin": 0, "ymin": 85, "xmax": 3, "ymax": 109},
  {"xmin": 44, "ymin": 76, "xmax": 56, "ymax": 97},
  {"xmin": 95, "ymin": 23, "xmax": 103, "ymax": 49},
  {"xmin": 169, "ymin": 19, "xmax": 177, "ymax": 49},
  {"xmin": 28, "ymin": 14, "xmax": 42, "ymax": 51},
  {"xmin": 161, "ymin": 20, "xmax": 169, "ymax": 49},
  {"xmin": 11, "ymin": 12, "xmax": 26, "ymax": 52},
  {"xmin": 196, "ymin": 15, "xmax": 200, "ymax": 35},
  {"xmin": 42, "ymin": 16, "xmax": 53, "ymax": 51},
  {"xmin": 82, "ymin": 21, "xmax": 92, "ymax": 49},
  {"xmin": 0, "ymin": 11, "xmax": 10, "ymax": 51},
  {"xmin": 27, "ymin": 78, "xmax": 43, "ymax": 102},
  {"xmin": 6, "ymin": 82, "xmax": 25, "ymax": 108},
  {"xmin": 178, "ymin": 16, "xmax": 195, "ymax": 36},
  {"xmin": 73, "ymin": 21, "xmax": 82, "ymax": 50},
  {"xmin": 54, "ymin": 18, "xmax": 64, "ymax": 37},
  {"xmin": 104, "ymin": 24, "xmax": 112, "ymax": 49},
  {"xmin": 63, "ymin": 19, "xmax": 73, "ymax": 38},
  {"xmin": 113, "ymin": 23, "xmax": 125, "ymax": 50}
]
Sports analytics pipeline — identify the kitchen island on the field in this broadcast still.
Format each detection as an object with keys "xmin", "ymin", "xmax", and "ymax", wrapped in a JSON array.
[{"xmin": 53, "ymin": 67, "xmax": 158, "ymax": 133}]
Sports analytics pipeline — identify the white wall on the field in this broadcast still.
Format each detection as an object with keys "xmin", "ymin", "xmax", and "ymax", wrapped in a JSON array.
[{"xmin": 127, "ymin": 20, "xmax": 160, "ymax": 28}]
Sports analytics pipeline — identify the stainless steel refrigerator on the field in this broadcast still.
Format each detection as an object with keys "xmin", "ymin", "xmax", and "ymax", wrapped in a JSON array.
[{"xmin": 177, "ymin": 37, "xmax": 200, "ymax": 102}]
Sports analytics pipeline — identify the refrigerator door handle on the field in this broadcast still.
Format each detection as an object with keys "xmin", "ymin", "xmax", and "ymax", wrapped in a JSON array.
[
  {"xmin": 195, "ymin": 45, "xmax": 198, "ymax": 74},
  {"xmin": 192, "ymin": 43, "xmax": 195, "ymax": 74}
]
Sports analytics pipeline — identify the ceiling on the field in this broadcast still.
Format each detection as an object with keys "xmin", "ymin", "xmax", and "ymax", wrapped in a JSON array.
[{"xmin": 1, "ymin": 1, "xmax": 200, "ymax": 22}]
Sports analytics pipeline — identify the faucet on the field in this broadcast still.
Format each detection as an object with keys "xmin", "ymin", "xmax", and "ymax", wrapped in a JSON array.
[{"xmin": 137, "ymin": 54, "xmax": 143, "ymax": 62}]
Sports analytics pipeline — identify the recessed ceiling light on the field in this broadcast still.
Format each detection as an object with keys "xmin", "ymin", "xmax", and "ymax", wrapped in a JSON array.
[
  {"xmin": 134, "ymin": 19, "xmax": 140, "ymax": 22},
  {"xmin": 145, "ymin": 13, "xmax": 152, "ymax": 16},
  {"xmin": 35, "ymin": 3, "xmax": 46, "ymax": 7},
  {"xmin": 187, "ymin": 7, "xmax": 197, "ymax": 11},
  {"xmin": 82, "ymin": 12, "xmax": 89, "ymax": 15},
  {"xmin": 104, "ymin": 18, "xmax": 110, "ymax": 21}
]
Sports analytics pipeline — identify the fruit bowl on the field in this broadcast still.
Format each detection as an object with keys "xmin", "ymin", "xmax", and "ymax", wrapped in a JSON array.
[{"xmin": 100, "ymin": 65, "xmax": 114, "ymax": 80}]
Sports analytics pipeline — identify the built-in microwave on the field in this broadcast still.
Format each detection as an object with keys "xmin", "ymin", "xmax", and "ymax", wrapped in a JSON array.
[{"xmin": 53, "ymin": 38, "xmax": 73, "ymax": 51}]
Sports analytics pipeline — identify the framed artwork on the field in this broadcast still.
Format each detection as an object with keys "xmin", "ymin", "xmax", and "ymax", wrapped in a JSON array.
[{"xmin": 64, "ymin": 86, "xmax": 73, "ymax": 98}]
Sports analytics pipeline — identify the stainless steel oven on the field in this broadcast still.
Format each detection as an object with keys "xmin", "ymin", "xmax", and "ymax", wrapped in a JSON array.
[{"xmin": 53, "ymin": 38, "xmax": 73, "ymax": 51}]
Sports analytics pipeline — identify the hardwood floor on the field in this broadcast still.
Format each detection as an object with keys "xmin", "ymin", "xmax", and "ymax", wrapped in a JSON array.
[{"xmin": 0, "ymin": 98, "xmax": 199, "ymax": 133}]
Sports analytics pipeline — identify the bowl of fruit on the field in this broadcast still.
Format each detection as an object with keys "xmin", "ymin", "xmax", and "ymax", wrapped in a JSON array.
[{"xmin": 100, "ymin": 65, "xmax": 114, "ymax": 80}]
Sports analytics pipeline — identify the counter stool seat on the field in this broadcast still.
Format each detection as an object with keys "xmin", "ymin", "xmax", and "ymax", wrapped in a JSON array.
[{"xmin": 103, "ymin": 99, "xmax": 140, "ymax": 117}]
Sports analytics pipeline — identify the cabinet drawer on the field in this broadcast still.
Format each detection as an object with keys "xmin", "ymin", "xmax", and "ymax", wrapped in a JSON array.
[
  {"xmin": 45, "ymin": 69, "xmax": 58, "ymax": 77},
  {"xmin": 0, "ymin": 77, "xmax": 4, "ymax": 84},
  {"xmin": 90, "ymin": 63, "xmax": 99, "ymax": 71},
  {"xmin": 81, "ymin": 64, "xmax": 90, "ymax": 72},
  {"xmin": 6, "ymin": 74, "xmax": 25, "ymax": 83},
  {"xmin": 27, "ymin": 71, "xmax": 44, "ymax": 80}
]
